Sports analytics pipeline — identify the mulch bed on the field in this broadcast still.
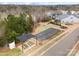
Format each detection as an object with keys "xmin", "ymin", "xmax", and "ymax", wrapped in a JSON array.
[{"xmin": 0, "ymin": 47, "xmax": 10, "ymax": 52}]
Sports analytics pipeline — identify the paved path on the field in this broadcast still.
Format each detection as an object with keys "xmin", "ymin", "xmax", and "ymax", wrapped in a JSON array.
[{"xmin": 43, "ymin": 28, "xmax": 79, "ymax": 56}]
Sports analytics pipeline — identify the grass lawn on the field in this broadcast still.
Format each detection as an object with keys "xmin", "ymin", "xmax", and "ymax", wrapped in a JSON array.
[{"xmin": 0, "ymin": 48, "xmax": 21, "ymax": 56}]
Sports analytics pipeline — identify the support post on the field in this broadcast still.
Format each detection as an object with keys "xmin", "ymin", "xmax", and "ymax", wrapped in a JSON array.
[{"xmin": 36, "ymin": 35, "xmax": 38, "ymax": 46}]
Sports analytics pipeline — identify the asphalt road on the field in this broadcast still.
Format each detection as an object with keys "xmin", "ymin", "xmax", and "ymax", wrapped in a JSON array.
[{"xmin": 43, "ymin": 28, "xmax": 79, "ymax": 56}]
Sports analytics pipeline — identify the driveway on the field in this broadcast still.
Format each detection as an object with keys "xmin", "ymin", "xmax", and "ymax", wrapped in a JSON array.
[{"xmin": 43, "ymin": 28, "xmax": 79, "ymax": 56}]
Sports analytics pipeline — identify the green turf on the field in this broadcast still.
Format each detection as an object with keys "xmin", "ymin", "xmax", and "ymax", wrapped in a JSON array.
[{"xmin": 0, "ymin": 48, "xmax": 21, "ymax": 56}]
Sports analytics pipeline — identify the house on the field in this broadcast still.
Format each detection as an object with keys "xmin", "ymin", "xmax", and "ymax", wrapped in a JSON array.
[{"xmin": 50, "ymin": 13, "xmax": 79, "ymax": 24}]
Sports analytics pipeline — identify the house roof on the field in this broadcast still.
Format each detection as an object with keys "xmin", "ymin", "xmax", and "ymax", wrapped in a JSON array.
[
  {"xmin": 55, "ymin": 14, "xmax": 69, "ymax": 20},
  {"xmin": 54, "ymin": 14, "xmax": 79, "ymax": 21},
  {"xmin": 73, "ymin": 14, "xmax": 79, "ymax": 18},
  {"xmin": 17, "ymin": 33, "xmax": 34, "ymax": 42}
]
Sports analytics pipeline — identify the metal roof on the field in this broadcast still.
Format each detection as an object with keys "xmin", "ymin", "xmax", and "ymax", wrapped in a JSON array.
[
  {"xmin": 17, "ymin": 33, "xmax": 34, "ymax": 42},
  {"xmin": 36, "ymin": 28, "xmax": 59, "ymax": 41}
]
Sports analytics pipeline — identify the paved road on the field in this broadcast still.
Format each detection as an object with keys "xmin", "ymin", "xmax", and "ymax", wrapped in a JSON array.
[{"xmin": 43, "ymin": 28, "xmax": 79, "ymax": 56}]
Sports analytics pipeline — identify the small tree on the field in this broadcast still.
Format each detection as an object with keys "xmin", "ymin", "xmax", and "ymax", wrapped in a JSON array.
[
  {"xmin": 5, "ymin": 15, "xmax": 17, "ymax": 43},
  {"xmin": 26, "ymin": 14, "xmax": 34, "ymax": 32}
]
